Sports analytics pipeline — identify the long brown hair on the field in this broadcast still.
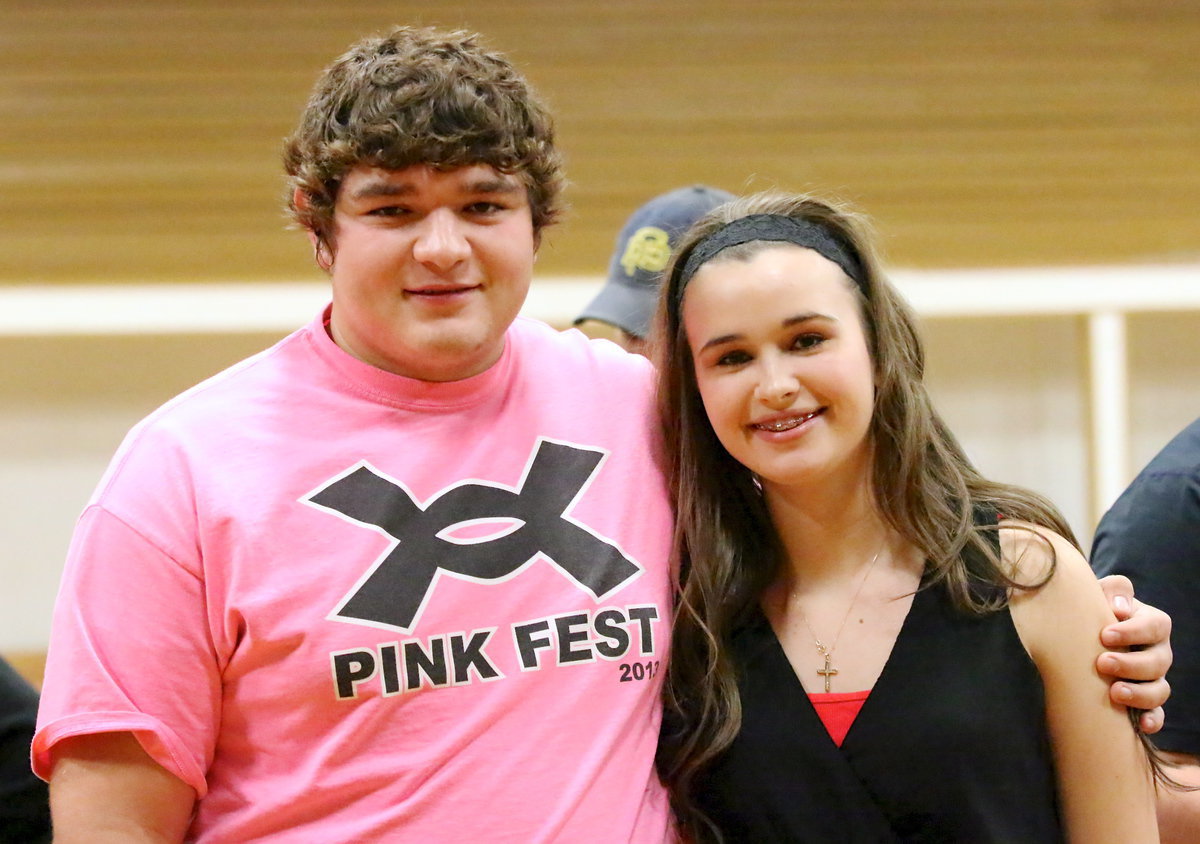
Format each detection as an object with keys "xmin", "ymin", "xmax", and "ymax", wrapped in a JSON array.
[{"xmin": 652, "ymin": 190, "xmax": 1088, "ymax": 838}]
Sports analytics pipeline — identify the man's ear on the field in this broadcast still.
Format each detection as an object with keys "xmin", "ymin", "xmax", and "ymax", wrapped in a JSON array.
[
  {"xmin": 292, "ymin": 187, "xmax": 311, "ymax": 213},
  {"xmin": 293, "ymin": 188, "xmax": 332, "ymax": 271},
  {"xmin": 293, "ymin": 188, "xmax": 317, "ymax": 248}
]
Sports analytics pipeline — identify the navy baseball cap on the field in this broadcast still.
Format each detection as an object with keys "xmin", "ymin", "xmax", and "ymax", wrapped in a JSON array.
[{"xmin": 574, "ymin": 185, "xmax": 735, "ymax": 339}]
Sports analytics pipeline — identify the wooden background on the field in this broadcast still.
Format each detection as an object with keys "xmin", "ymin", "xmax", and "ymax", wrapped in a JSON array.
[
  {"xmin": 2, "ymin": 1, "xmax": 1199, "ymax": 687},
  {"xmin": 2, "ymin": 0, "xmax": 1198, "ymax": 288}
]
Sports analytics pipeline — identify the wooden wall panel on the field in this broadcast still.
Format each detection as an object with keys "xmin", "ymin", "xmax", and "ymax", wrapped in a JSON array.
[
  {"xmin": 2, "ymin": 650, "xmax": 45, "ymax": 689},
  {"xmin": 1, "ymin": 0, "xmax": 1197, "ymax": 285}
]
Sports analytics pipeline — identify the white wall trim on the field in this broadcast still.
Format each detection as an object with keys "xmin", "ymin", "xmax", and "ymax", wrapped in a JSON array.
[{"xmin": 1, "ymin": 263, "xmax": 1197, "ymax": 336}]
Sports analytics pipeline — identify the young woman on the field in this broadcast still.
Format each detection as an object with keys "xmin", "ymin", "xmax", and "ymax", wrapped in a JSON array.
[{"xmin": 654, "ymin": 191, "xmax": 1160, "ymax": 842}]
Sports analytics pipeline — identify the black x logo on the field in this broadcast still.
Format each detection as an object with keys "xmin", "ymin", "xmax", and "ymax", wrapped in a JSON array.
[{"xmin": 306, "ymin": 439, "xmax": 642, "ymax": 632}]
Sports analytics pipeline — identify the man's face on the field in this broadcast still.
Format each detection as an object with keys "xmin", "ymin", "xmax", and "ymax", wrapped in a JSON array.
[{"xmin": 324, "ymin": 163, "xmax": 536, "ymax": 382}]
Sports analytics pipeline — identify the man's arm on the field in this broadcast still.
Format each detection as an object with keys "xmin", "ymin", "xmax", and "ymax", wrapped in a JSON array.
[
  {"xmin": 1096, "ymin": 574, "xmax": 1172, "ymax": 732},
  {"xmin": 48, "ymin": 732, "xmax": 195, "ymax": 844}
]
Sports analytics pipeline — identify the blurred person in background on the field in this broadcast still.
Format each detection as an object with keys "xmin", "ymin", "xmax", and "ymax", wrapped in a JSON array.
[
  {"xmin": 575, "ymin": 185, "xmax": 733, "ymax": 354},
  {"xmin": 1093, "ymin": 415, "xmax": 1200, "ymax": 844},
  {"xmin": 0, "ymin": 656, "xmax": 50, "ymax": 843}
]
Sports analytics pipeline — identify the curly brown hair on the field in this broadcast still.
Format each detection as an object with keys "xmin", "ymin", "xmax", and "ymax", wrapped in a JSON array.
[{"xmin": 282, "ymin": 25, "xmax": 565, "ymax": 252}]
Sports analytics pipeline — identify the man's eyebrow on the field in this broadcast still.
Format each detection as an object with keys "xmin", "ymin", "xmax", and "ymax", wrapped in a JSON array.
[
  {"xmin": 346, "ymin": 176, "xmax": 523, "ymax": 201},
  {"xmin": 465, "ymin": 176, "xmax": 524, "ymax": 195},
  {"xmin": 347, "ymin": 181, "xmax": 415, "ymax": 200}
]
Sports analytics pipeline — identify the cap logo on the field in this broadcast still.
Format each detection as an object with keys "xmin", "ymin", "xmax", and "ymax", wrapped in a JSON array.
[{"xmin": 619, "ymin": 226, "xmax": 672, "ymax": 277}]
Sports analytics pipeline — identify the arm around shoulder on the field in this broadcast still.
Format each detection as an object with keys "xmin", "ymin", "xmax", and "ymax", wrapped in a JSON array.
[
  {"xmin": 1004, "ymin": 524, "xmax": 1159, "ymax": 844},
  {"xmin": 48, "ymin": 732, "xmax": 195, "ymax": 843}
]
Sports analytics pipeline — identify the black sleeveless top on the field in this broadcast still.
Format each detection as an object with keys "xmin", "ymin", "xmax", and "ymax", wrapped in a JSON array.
[{"xmin": 691, "ymin": 579, "xmax": 1062, "ymax": 842}]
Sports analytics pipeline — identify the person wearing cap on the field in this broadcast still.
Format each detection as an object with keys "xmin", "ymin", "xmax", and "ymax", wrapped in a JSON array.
[{"xmin": 575, "ymin": 185, "xmax": 734, "ymax": 353}]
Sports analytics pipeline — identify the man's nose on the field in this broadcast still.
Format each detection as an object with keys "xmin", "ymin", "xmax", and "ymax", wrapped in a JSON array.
[{"xmin": 412, "ymin": 209, "xmax": 470, "ymax": 270}]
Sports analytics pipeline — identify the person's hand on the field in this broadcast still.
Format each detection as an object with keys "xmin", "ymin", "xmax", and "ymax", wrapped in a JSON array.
[{"xmin": 1096, "ymin": 574, "xmax": 1172, "ymax": 733}]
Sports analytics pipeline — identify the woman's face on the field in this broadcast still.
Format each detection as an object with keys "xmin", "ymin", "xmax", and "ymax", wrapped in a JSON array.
[{"xmin": 683, "ymin": 243, "xmax": 876, "ymax": 494}]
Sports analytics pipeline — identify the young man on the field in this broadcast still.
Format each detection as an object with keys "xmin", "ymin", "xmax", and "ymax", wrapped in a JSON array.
[
  {"xmin": 36, "ymin": 27, "xmax": 672, "ymax": 842},
  {"xmin": 33, "ymin": 25, "xmax": 1172, "ymax": 842}
]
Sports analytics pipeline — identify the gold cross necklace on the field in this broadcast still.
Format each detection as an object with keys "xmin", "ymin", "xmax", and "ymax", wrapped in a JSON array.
[{"xmin": 791, "ymin": 547, "xmax": 884, "ymax": 693}]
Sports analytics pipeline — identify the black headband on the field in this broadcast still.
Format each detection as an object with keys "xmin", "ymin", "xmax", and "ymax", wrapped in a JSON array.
[{"xmin": 678, "ymin": 214, "xmax": 866, "ymax": 294}]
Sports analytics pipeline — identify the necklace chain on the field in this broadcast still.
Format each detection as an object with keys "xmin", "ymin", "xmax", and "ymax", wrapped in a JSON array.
[{"xmin": 791, "ymin": 546, "xmax": 884, "ymax": 691}]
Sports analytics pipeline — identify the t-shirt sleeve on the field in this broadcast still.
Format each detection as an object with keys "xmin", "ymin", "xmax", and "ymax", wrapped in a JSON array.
[
  {"xmin": 1091, "ymin": 470, "xmax": 1200, "ymax": 756},
  {"xmin": 32, "ymin": 504, "xmax": 218, "ymax": 794}
]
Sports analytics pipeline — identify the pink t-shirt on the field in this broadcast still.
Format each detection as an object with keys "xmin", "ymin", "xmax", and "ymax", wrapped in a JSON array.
[{"xmin": 35, "ymin": 311, "xmax": 675, "ymax": 842}]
